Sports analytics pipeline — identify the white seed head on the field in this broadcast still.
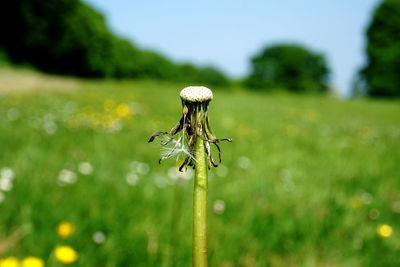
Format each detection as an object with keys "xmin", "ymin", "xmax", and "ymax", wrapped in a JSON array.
[{"xmin": 180, "ymin": 86, "xmax": 213, "ymax": 102}]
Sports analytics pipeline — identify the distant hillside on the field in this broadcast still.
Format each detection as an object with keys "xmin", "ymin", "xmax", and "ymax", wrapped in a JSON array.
[{"xmin": 0, "ymin": 0, "xmax": 230, "ymax": 87}]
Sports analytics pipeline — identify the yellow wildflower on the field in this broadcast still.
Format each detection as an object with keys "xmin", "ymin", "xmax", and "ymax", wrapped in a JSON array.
[
  {"xmin": 100, "ymin": 114, "xmax": 115, "ymax": 129},
  {"xmin": 21, "ymin": 257, "xmax": 44, "ymax": 267},
  {"xmin": 376, "ymin": 224, "xmax": 393, "ymax": 238},
  {"xmin": 57, "ymin": 222, "xmax": 75, "ymax": 238},
  {"xmin": 0, "ymin": 257, "xmax": 19, "ymax": 267},
  {"xmin": 115, "ymin": 103, "xmax": 131, "ymax": 118},
  {"xmin": 54, "ymin": 246, "xmax": 78, "ymax": 264}
]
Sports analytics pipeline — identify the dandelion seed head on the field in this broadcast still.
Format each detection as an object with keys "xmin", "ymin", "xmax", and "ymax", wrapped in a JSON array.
[
  {"xmin": 1, "ymin": 167, "xmax": 15, "ymax": 181},
  {"xmin": 149, "ymin": 85, "xmax": 231, "ymax": 169},
  {"xmin": 360, "ymin": 191, "xmax": 373, "ymax": 204},
  {"xmin": 180, "ymin": 86, "xmax": 213, "ymax": 102},
  {"xmin": 43, "ymin": 120, "xmax": 57, "ymax": 135},
  {"xmin": 161, "ymin": 145, "xmax": 195, "ymax": 162},
  {"xmin": 0, "ymin": 178, "xmax": 13, "ymax": 192},
  {"xmin": 213, "ymin": 200, "xmax": 225, "ymax": 215},
  {"xmin": 126, "ymin": 173, "xmax": 140, "ymax": 186},
  {"xmin": 78, "ymin": 162, "xmax": 93, "ymax": 175},
  {"xmin": 57, "ymin": 169, "xmax": 77, "ymax": 185},
  {"xmin": 130, "ymin": 161, "xmax": 150, "ymax": 175},
  {"xmin": 93, "ymin": 231, "xmax": 106, "ymax": 244}
]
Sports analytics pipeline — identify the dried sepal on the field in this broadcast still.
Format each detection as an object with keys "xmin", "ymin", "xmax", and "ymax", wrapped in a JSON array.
[{"xmin": 149, "ymin": 86, "xmax": 231, "ymax": 171}]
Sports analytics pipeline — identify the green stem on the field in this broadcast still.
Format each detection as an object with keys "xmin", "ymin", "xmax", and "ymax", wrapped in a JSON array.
[{"xmin": 193, "ymin": 137, "xmax": 208, "ymax": 267}]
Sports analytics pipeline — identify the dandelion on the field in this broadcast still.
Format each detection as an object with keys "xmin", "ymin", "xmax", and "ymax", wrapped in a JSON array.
[
  {"xmin": 92, "ymin": 231, "xmax": 106, "ymax": 244},
  {"xmin": 376, "ymin": 224, "xmax": 393, "ymax": 238},
  {"xmin": 54, "ymin": 246, "xmax": 78, "ymax": 264},
  {"xmin": 57, "ymin": 222, "xmax": 75, "ymax": 238},
  {"xmin": 78, "ymin": 162, "xmax": 93, "ymax": 175},
  {"xmin": 115, "ymin": 103, "xmax": 131, "ymax": 118},
  {"xmin": 130, "ymin": 161, "xmax": 150, "ymax": 175},
  {"xmin": 149, "ymin": 86, "xmax": 231, "ymax": 266},
  {"xmin": 57, "ymin": 169, "xmax": 77, "ymax": 185},
  {"xmin": 149, "ymin": 86, "xmax": 232, "ymax": 170},
  {"xmin": 0, "ymin": 167, "xmax": 15, "ymax": 192},
  {"xmin": 0, "ymin": 257, "xmax": 19, "ymax": 267},
  {"xmin": 21, "ymin": 257, "xmax": 44, "ymax": 267},
  {"xmin": 0, "ymin": 168, "xmax": 15, "ymax": 180},
  {"xmin": 213, "ymin": 200, "xmax": 225, "ymax": 215},
  {"xmin": 0, "ymin": 177, "xmax": 13, "ymax": 192},
  {"xmin": 43, "ymin": 120, "xmax": 57, "ymax": 135},
  {"xmin": 125, "ymin": 172, "xmax": 140, "ymax": 186}
]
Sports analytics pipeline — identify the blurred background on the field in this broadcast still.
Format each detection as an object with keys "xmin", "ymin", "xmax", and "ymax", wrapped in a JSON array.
[{"xmin": 0, "ymin": 0, "xmax": 399, "ymax": 266}]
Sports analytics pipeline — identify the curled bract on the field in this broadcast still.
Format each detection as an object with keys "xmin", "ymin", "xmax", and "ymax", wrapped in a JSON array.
[{"xmin": 149, "ymin": 86, "xmax": 231, "ymax": 171}]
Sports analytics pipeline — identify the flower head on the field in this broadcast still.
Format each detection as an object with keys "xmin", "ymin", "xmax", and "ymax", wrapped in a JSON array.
[
  {"xmin": 54, "ymin": 246, "xmax": 78, "ymax": 264},
  {"xmin": 21, "ymin": 257, "xmax": 44, "ymax": 267},
  {"xmin": 180, "ymin": 86, "xmax": 213, "ymax": 102},
  {"xmin": 376, "ymin": 224, "xmax": 393, "ymax": 238},
  {"xmin": 57, "ymin": 221, "xmax": 75, "ymax": 238},
  {"xmin": 149, "ymin": 86, "xmax": 231, "ymax": 171},
  {"xmin": 0, "ymin": 257, "xmax": 19, "ymax": 267}
]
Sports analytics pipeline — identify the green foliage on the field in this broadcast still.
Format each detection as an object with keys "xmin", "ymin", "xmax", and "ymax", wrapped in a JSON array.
[
  {"xmin": 178, "ymin": 64, "xmax": 230, "ymax": 87},
  {"xmin": 0, "ymin": 0, "xmax": 113, "ymax": 76},
  {"xmin": 360, "ymin": 0, "xmax": 400, "ymax": 97},
  {"xmin": 245, "ymin": 44, "xmax": 330, "ymax": 93},
  {"xmin": 0, "ymin": 0, "xmax": 230, "ymax": 86},
  {"xmin": 0, "ymin": 71, "xmax": 399, "ymax": 266}
]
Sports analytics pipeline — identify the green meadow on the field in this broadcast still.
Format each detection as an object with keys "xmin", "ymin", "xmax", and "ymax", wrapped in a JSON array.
[{"xmin": 0, "ymin": 67, "xmax": 399, "ymax": 266}]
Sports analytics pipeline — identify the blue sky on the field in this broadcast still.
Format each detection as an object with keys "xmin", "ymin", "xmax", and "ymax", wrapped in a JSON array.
[{"xmin": 84, "ymin": 0, "xmax": 381, "ymax": 96}]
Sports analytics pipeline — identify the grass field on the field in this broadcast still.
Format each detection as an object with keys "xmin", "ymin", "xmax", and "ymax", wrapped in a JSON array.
[{"xmin": 0, "ymin": 67, "xmax": 399, "ymax": 266}]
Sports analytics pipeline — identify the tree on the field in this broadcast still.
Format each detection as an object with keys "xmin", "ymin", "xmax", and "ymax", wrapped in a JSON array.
[
  {"xmin": 0, "ymin": 0, "xmax": 230, "ymax": 86},
  {"xmin": 360, "ymin": 0, "xmax": 400, "ymax": 97},
  {"xmin": 0, "ymin": 0, "xmax": 115, "ymax": 76},
  {"xmin": 178, "ymin": 64, "xmax": 230, "ymax": 87},
  {"xmin": 245, "ymin": 44, "xmax": 329, "ymax": 93}
]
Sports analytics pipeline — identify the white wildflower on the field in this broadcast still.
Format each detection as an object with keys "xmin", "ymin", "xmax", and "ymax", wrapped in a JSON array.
[
  {"xmin": 58, "ymin": 169, "xmax": 77, "ymax": 185},
  {"xmin": 213, "ymin": 200, "xmax": 225, "ymax": 215},
  {"xmin": 78, "ymin": 162, "xmax": 93, "ymax": 175},
  {"xmin": 93, "ymin": 231, "xmax": 106, "ymax": 244},
  {"xmin": 126, "ymin": 172, "xmax": 140, "ymax": 186}
]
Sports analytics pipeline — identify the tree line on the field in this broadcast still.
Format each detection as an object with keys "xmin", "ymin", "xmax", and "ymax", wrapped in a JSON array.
[
  {"xmin": 0, "ymin": 0, "xmax": 398, "ymax": 97},
  {"xmin": 0, "ymin": 0, "xmax": 230, "ymax": 87}
]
